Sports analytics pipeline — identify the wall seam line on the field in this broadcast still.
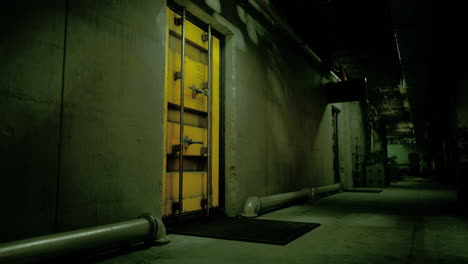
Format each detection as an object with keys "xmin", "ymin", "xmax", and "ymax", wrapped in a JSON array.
[{"xmin": 54, "ymin": 0, "xmax": 69, "ymax": 232}]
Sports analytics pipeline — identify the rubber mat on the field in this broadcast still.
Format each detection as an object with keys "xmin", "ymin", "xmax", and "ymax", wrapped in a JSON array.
[
  {"xmin": 344, "ymin": 189, "xmax": 382, "ymax": 193},
  {"xmin": 167, "ymin": 216, "xmax": 320, "ymax": 245}
]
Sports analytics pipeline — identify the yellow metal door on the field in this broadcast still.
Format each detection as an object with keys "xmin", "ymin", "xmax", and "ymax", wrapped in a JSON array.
[{"xmin": 163, "ymin": 7, "xmax": 220, "ymax": 216}]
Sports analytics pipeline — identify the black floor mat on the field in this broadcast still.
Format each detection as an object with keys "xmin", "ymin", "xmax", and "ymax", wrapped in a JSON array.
[
  {"xmin": 344, "ymin": 189, "xmax": 383, "ymax": 193},
  {"xmin": 167, "ymin": 216, "xmax": 320, "ymax": 245}
]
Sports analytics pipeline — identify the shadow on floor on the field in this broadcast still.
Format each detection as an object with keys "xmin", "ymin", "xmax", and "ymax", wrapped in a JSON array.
[{"xmin": 91, "ymin": 177, "xmax": 468, "ymax": 264}]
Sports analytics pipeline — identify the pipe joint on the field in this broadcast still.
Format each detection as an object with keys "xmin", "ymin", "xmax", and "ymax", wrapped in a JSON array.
[
  {"xmin": 138, "ymin": 213, "xmax": 170, "ymax": 244},
  {"xmin": 138, "ymin": 213, "xmax": 157, "ymax": 243},
  {"xmin": 241, "ymin": 196, "xmax": 261, "ymax": 217},
  {"xmin": 154, "ymin": 217, "xmax": 171, "ymax": 244},
  {"xmin": 310, "ymin": 187, "xmax": 318, "ymax": 199}
]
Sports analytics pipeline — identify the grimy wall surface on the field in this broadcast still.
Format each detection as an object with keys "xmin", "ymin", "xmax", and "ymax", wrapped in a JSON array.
[
  {"xmin": 57, "ymin": 0, "xmax": 166, "ymax": 232},
  {"xmin": 177, "ymin": 0, "xmax": 367, "ymax": 215},
  {"xmin": 335, "ymin": 102, "xmax": 367, "ymax": 189},
  {"xmin": 0, "ymin": 0, "xmax": 367, "ymax": 241},
  {"xmin": 0, "ymin": 0, "xmax": 166, "ymax": 242},
  {"xmin": 1, "ymin": 1, "xmax": 65, "ymax": 243}
]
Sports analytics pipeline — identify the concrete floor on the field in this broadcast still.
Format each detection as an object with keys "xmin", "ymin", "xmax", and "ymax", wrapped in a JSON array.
[{"xmin": 95, "ymin": 177, "xmax": 468, "ymax": 264}]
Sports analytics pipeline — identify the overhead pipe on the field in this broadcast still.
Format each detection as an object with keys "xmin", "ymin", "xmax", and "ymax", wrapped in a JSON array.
[
  {"xmin": 0, "ymin": 213, "xmax": 169, "ymax": 264},
  {"xmin": 242, "ymin": 184, "xmax": 342, "ymax": 217}
]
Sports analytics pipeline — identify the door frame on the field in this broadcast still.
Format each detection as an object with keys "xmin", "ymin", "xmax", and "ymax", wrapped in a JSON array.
[{"xmin": 164, "ymin": 2, "xmax": 226, "ymax": 217}]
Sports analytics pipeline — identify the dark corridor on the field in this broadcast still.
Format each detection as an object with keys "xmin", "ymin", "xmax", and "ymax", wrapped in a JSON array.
[{"xmin": 1, "ymin": 0, "xmax": 467, "ymax": 263}]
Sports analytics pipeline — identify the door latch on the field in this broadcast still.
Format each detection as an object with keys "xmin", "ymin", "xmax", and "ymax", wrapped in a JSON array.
[
  {"xmin": 189, "ymin": 85, "xmax": 209, "ymax": 98},
  {"xmin": 172, "ymin": 136, "xmax": 204, "ymax": 153},
  {"xmin": 185, "ymin": 136, "xmax": 203, "ymax": 145}
]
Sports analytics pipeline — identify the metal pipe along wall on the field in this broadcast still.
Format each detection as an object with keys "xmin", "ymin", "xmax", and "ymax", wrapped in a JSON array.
[
  {"xmin": 0, "ymin": 214, "xmax": 169, "ymax": 264},
  {"xmin": 242, "ymin": 184, "xmax": 342, "ymax": 217}
]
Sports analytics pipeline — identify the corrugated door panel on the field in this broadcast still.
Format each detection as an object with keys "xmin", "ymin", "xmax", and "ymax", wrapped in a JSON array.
[
  {"xmin": 165, "ymin": 172, "xmax": 207, "ymax": 213},
  {"xmin": 167, "ymin": 36, "xmax": 208, "ymax": 112},
  {"xmin": 167, "ymin": 156, "xmax": 207, "ymax": 171},
  {"xmin": 167, "ymin": 108, "xmax": 207, "ymax": 128},
  {"xmin": 167, "ymin": 10, "xmax": 208, "ymax": 49},
  {"xmin": 162, "ymin": 7, "xmax": 171, "ymax": 218},
  {"xmin": 166, "ymin": 172, "xmax": 207, "ymax": 199},
  {"xmin": 166, "ymin": 122, "xmax": 207, "ymax": 156},
  {"xmin": 211, "ymin": 36, "xmax": 220, "ymax": 207},
  {"xmin": 163, "ymin": 7, "xmax": 220, "ymax": 216}
]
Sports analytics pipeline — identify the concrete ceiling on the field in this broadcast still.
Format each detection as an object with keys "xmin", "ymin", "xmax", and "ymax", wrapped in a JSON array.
[{"xmin": 271, "ymin": 0, "xmax": 465, "ymax": 137}]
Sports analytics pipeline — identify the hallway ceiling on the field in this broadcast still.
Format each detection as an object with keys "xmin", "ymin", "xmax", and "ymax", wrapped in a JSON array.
[
  {"xmin": 271, "ymin": 0, "xmax": 465, "ymax": 140},
  {"xmin": 271, "ymin": 0, "xmax": 403, "ymax": 118}
]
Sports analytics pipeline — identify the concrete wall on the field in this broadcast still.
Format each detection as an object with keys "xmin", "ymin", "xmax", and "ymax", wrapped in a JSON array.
[
  {"xmin": 0, "ymin": 0, "xmax": 65, "ymax": 242},
  {"xmin": 217, "ymin": 3, "xmax": 333, "ymax": 215},
  {"xmin": 334, "ymin": 102, "xmax": 367, "ymax": 189},
  {"xmin": 177, "ymin": 0, "xmax": 368, "ymax": 215},
  {"xmin": 0, "ymin": 0, "xmax": 368, "ymax": 241},
  {"xmin": 57, "ymin": 0, "xmax": 166, "ymax": 231},
  {"xmin": 0, "ymin": 0, "xmax": 166, "ymax": 242}
]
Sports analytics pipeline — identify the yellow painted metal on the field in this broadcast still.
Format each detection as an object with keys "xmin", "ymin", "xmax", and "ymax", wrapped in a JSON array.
[
  {"xmin": 163, "ymin": 7, "xmax": 221, "ymax": 216},
  {"xmin": 167, "ymin": 9, "xmax": 208, "ymax": 49},
  {"xmin": 167, "ymin": 36, "xmax": 208, "ymax": 112},
  {"xmin": 166, "ymin": 122, "xmax": 207, "ymax": 156},
  {"xmin": 162, "ymin": 8, "xmax": 171, "ymax": 218},
  {"xmin": 211, "ymin": 36, "xmax": 220, "ymax": 207},
  {"xmin": 167, "ymin": 108, "xmax": 207, "ymax": 128},
  {"xmin": 164, "ymin": 172, "xmax": 207, "ymax": 214}
]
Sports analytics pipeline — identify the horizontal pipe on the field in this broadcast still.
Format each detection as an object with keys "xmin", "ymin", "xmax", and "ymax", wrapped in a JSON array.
[
  {"xmin": 315, "ymin": 184, "xmax": 342, "ymax": 195},
  {"xmin": 259, "ymin": 189, "xmax": 311, "ymax": 212},
  {"xmin": 242, "ymin": 184, "xmax": 342, "ymax": 217},
  {"xmin": 0, "ymin": 213, "xmax": 169, "ymax": 264},
  {"xmin": 242, "ymin": 188, "xmax": 312, "ymax": 217}
]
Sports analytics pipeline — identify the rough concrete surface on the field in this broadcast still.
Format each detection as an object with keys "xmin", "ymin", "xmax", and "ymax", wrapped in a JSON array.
[
  {"xmin": 0, "ymin": 0, "xmax": 167, "ymax": 241},
  {"xmin": 179, "ymin": 0, "xmax": 368, "ymax": 216},
  {"xmin": 1, "ymin": 0, "xmax": 367, "ymax": 242},
  {"xmin": 57, "ymin": 0, "xmax": 167, "ymax": 231},
  {"xmin": 93, "ymin": 177, "xmax": 468, "ymax": 264},
  {"xmin": 0, "ymin": 0, "xmax": 65, "ymax": 242}
]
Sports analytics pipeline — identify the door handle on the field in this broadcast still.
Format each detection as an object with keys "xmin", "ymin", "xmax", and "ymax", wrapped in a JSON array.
[
  {"xmin": 172, "ymin": 136, "xmax": 204, "ymax": 153},
  {"xmin": 189, "ymin": 85, "xmax": 209, "ymax": 98},
  {"xmin": 184, "ymin": 136, "xmax": 203, "ymax": 145}
]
